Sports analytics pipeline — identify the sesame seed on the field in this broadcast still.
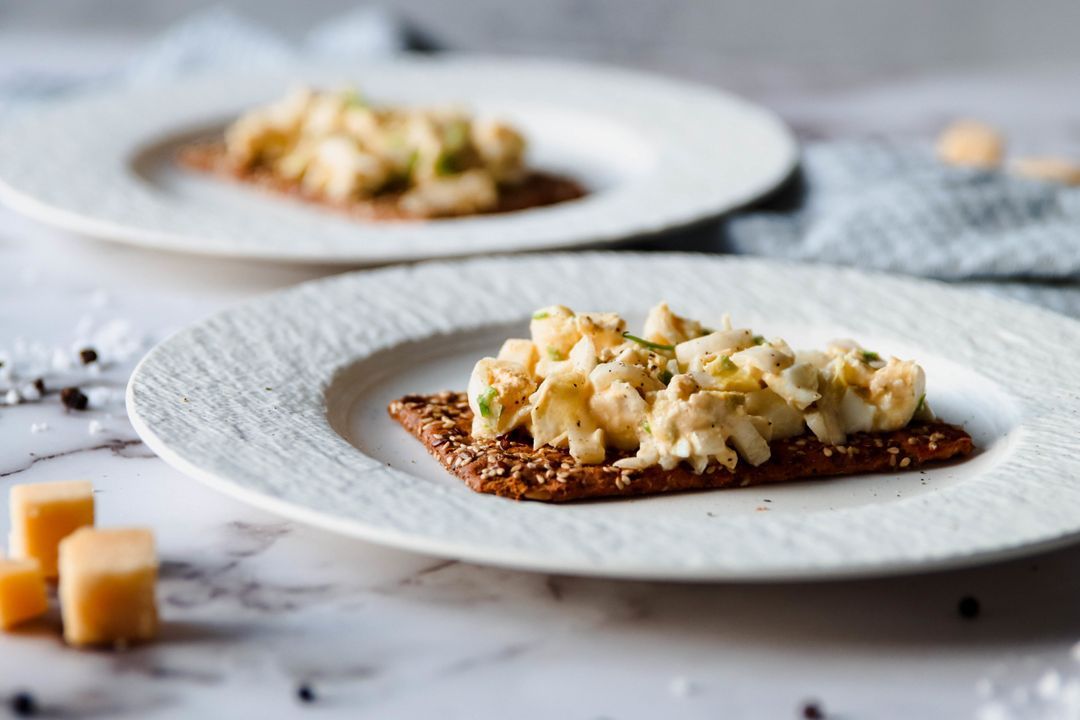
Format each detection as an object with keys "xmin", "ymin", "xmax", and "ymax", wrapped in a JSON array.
[
  {"xmin": 822, "ymin": 447, "xmax": 833, "ymax": 457},
  {"xmin": 887, "ymin": 447, "xmax": 900, "ymax": 455},
  {"xmin": 899, "ymin": 457, "xmax": 911, "ymax": 468},
  {"xmin": 928, "ymin": 442, "xmax": 938, "ymax": 451}
]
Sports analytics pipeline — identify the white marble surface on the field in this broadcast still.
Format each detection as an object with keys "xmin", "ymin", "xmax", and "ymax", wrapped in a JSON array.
[{"xmin": 4, "ymin": 44, "xmax": 1080, "ymax": 720}]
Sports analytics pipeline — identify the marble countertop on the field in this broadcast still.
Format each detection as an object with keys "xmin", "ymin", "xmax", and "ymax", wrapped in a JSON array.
[{"xmin": 4, "ymin": 43, "xmax": 1080, "ymax": 719}]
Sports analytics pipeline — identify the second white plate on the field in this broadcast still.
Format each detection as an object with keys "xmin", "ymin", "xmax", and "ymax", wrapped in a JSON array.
[
  {"xmin": 128, "ymin": 253, "xmax": 1080, "ymax": 580},
  {"xmin": 0, "ymin": 56, "xmax": 795, "ymax": 264}
]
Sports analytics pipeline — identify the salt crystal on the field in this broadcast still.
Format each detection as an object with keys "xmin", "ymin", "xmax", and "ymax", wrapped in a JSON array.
[
  {"xmin": 3, "ymin": 389, "xmax": 19, "ymax": 405},
  {"xmin": 30, "ymin": 422, "xmax": 49, "ymax": 433},
  {"xmin": 86, "ymin": 387, "xmax": 112, "ymax": 408},
  {"xmin": 667, "ymin": 676, "xmax": 696, "ymax": 698},
  {"xmin": 51, "ymin": 348, "xmax": 72, "ymax": 371},
  {"xmin": 1037, "ymin": 670, "xmax": 1062, "ymax": 699},
  {"xmin": 88, "ymin": 420, "xmax": 105, "ymax": 435},
  {"xmin": 92, "ymin": 319, "xmax": 143, "ymax": 362},
  {"xmin": 19, "ymin": 383, "xmax": 40, "ymax": 401}
]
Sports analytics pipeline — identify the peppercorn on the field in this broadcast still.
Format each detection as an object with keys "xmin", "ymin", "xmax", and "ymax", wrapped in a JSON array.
[
  {"xmin": 10, "ymin": 691, "xmax": 37, "ymax": 716},
  {"xmin": 60, "ymin": 387, "xmax": 88, "ymax": 411},
  {"xmin": 958, "ymin": 595, "xmax": 980, "ymax": 619}
]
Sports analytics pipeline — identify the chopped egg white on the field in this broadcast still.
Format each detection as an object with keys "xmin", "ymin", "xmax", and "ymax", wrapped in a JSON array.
[
  {"xmin": 224, "ymin": 87, "xmax": 527, "ymax": 217},
  {"xmin": 465, "ymin": 303, "xmax": 933, "ymax": 472}
]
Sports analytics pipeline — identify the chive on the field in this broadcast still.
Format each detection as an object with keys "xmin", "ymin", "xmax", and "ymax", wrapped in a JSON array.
[
  {"xmin": 342, "ymin": 90, "xmax": 366, "ymax": 108},
  {"xmin": 699, "ymin": 327, "xmax": 715, "ymax": 337},
  {"xmin": 434, "ymin": 150, "xmax": 461, "ymax": 177},
  {"xmin": 622, "ymin": 332, "xmax": 674, "ymax": 352},
  {"xmin": 404, "ymin": 149, "xmax": 419, "ymax": 177},
  {"xmin": 658, "ymin": 369, "xmax": 673, "ymax": 384},
  {"xmin": 532, "ymin": 311, "xmax": 550, "ymax": 320},
  {"xmin": 546, "ymin": 346, "xmax": 564, "ymax": 361},
  {"xmin": 752, "ymin": 335, "xmax": 765, "ymax": 346},
  {"xmin": 641, "ymin": 420, "xmax": 651, "ymax": 434},
  {"xmin": 477, "ymin": 387, "xmax": 497, "ymax": 419},
  {"xmin": 719, "ymin": 355, "xmax": 737, "ymax": 372},
  {"xmin": 916, "ymin": 393, "xmax": 926, "ymax": 413},
  {"xmin": 861, "ymin": 350, "xmax": 881, "ymax": 363}
]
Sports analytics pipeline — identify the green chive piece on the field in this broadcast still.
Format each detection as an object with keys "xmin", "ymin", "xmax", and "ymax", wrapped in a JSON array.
[
  {"xmin": 532, "ymin": 311, "xmax": 550, "ymax": 320},
  {"xmin": 434, "ymin": 150, "xmax": 461, "ymax": 177},
  {"xmin": 861, "ymin": 350, "xmax": 881, "ymax": 363},
  {"xmin": 752, "ymin": 335, "xmax": 765, "ymax": 346},
  {"xmin": 343, "ymin": 90, "xmax": 366, "ymax": 108},
  {"xmin": 546, "ymin": 346, "xmax": 565, "ymax": 361},
  {"xmin": 658, "ymin": 369, "xmax": 673, "ymax": 385},
  {"xmin": 622, "ymin": 332, "xmax": 674, "ymax": 352},
  {"xmin": 477, "ymin": 386, "xmax": 497, "ymax": 419},
  {"xmin": 916, "ymin": 393, "xmax": 926, "ymax": 413},
  {"xmin": 641, "ymin": 420, "xmax": 651, "ymax": 435},
  {"xmin": 719, "ymin": 355, "xmax": 737, "ymax": 372},
  {"xmin": 404, "ymin": 149, "xmax": 419, "ymax": 177}
]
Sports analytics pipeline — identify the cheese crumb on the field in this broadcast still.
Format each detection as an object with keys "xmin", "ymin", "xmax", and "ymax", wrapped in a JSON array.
[
  {"xmin": 9, "ymin": 481, "xmax": 95, "ymax": 578},
  {"xmin": 59, "ymin": 527, "xmax": 158, "ymax": 648},
  {"xmin": 0, "ymin": 558, "xmax": 48, "ymax": 630}
]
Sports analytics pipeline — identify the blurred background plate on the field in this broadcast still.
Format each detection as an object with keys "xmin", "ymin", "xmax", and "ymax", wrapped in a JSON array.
[
  {"xmin": 0, "ymin": 56, "xmax": 795, "ymax": 265},
  {"xmin": 127, "ymin": 253, "xmax": 1080, "ymax": 580}
]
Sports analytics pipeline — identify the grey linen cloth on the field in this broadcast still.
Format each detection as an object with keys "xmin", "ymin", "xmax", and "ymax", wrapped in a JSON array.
[{"xmin": 721, "ymin": 139, "xmax": 1080, "ymax": 318}]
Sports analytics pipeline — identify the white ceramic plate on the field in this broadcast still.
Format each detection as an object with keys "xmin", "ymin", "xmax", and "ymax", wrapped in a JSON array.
[
  {"xmin": 127, "ymin": 253, "xmax": 1080, "ymax": 580},
  {"xmin": 0, "ymin": 56, "xmax": 795, "ymax": 265}
]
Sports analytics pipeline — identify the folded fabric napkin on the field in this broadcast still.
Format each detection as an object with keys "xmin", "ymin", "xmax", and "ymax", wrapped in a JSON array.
[{"xmin": 721, "ymin": 139, "xmax": 1080, "ymax": 318}]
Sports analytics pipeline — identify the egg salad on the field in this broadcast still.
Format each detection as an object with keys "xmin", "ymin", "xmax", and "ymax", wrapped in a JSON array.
[
  {"xmin": 467, "ymin": 303, "xmax": 932, "ymax": 473},
  {"xmin": 223, "ymin": 86, "xmax": 527, "ymax": 216}
]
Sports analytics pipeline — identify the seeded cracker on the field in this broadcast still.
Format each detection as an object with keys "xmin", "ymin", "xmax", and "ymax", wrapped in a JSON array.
[{"xmin": 389, "ymin": 392, "xmax": 975, "ymax": 503}]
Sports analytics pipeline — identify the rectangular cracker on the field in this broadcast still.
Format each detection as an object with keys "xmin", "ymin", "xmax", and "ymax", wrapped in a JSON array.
[
  {"xmin": 176, "ymin": 142, "xmax": 586, "ymax": 220},
  {"xmin": 388, "ymin": 392, "xmax": 975, "ymax": 502}
]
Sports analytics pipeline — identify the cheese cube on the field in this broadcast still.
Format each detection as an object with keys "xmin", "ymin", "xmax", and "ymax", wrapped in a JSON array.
[
  {"xmin": 0, "ymin": 558, "xmax": 48, "ymax": 630},
  {"xmin": 9, "ymin": 481, "xmax": 95, "ymax": 578},
  {"xmin": 59, "ymin": 528, "xmax": 158, "ymax": 648}
]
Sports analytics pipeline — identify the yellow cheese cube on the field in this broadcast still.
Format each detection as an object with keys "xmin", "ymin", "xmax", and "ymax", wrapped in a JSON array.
[
  {"xmin": 0, "ymin": 558, "xmax": 48, "ymax": 630},
  {"xmin": 9, "ymin": 480, "xmax": 95, "ymax": 578},
  {"xmin": 59, "ymin": 528, "xmax": 158, "ymax": 648}
]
